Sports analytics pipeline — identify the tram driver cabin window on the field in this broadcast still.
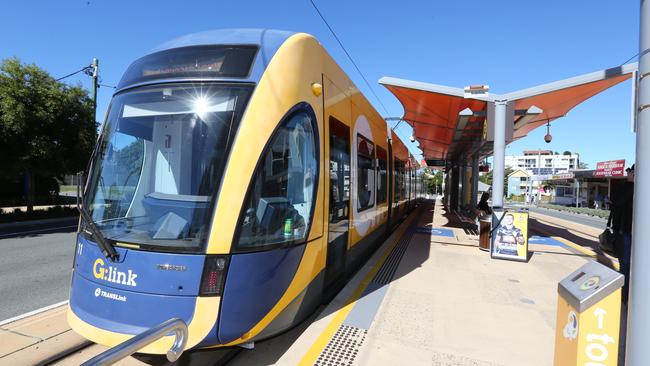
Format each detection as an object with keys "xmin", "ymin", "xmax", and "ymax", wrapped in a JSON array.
[
  {"xmin": 236, "ymin": 110, "xmax": 318, "ymax": 249},
  {"xmin": 357, "ymin": 134, "xmax": 375, "ymax": 211}
]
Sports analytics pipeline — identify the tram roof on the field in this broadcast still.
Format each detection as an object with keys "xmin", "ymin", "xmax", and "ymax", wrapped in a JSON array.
[
  {"xmin": 380, "ymin": 63, "xmax": 637, "ymax": 167},
  {"xmin": 151, "ymin": 28, "xmax": 296, "ymax": 55},
  {"xmin": 117, "ymin": 29, "xmax": 296, "ymax": 90}
]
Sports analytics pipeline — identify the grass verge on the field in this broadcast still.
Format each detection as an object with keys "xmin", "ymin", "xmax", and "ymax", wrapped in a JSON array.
[{"xmin": 537, "ymin": 203, "xmax": 609, "ymax": 219}]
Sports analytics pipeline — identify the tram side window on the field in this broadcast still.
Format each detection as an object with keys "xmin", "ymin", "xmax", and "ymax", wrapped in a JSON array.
[
  {"xmin": 398, "ymin": 160, "xmax": 407, "ymax": 200},
  {"xmin": 393, "ymin": 158, "xmax": 401, "ymax": 203},
  {"xmin": 376, "ymin": 146, "xmax": 387, "ymax": 204},
  {"xmin": 357, "ymin": 134, "xmax": 375, "ymax": 211},
  {"xmin": 235, "ymin": 109, "xmax": 318, "ymax": 249}
]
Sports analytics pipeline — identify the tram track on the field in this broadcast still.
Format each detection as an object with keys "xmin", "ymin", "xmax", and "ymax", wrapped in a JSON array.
[
  {"xmin": 527, "ymin": 211, "xmax": 619, "ymax": 270},
  {"xmin": 44, "ymin": 342, "xmax": 242, "ymax": 366}
]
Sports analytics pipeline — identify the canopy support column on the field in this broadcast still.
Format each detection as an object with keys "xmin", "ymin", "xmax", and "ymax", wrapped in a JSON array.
[
  {"xmin": 471, "ymin": 155, "xmax": 479, "ymax": 207},
  {"xmin": 460, "ymin": 155, "xmax": 467, "ymax": 209},
  {"xmin": 491, "ymin": 101, "xmax": 508, "ymax": 208},
  {"xmin": 627, "ymin": 0, "xmax": 650, "ymax": 363},
  {"xmin": 450, "ymin": 163, "xmax": 460, "ymax": 212}
]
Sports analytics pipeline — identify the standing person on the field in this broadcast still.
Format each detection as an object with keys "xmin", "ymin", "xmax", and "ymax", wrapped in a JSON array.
[
  {"xmin": 594, "ymin": 193, "xmax": 603, "ymax": 210},
  {"xmin": 477, "ymin": 192, "xmax": 492, "ymax": 216},
  {"xmin": 611, "ymin": 164, "xmax": 634, "ymax": 304}
]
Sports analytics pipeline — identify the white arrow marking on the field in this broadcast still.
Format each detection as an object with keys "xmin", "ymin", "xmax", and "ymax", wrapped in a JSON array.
[{"xmin": 594, "ymin": 308, "xmax": 607, "ymax": 329}]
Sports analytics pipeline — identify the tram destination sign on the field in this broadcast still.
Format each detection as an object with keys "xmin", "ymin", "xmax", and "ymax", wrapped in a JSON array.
[{"xmin": 594, "ymin": 159, "xmax": 625, "ymax": 177}]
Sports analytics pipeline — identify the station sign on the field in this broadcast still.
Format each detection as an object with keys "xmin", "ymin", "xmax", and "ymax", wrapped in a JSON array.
[
  {"xmin": 593, "ymin": 159, "xmax": 625, "ymax": 178},
  {"xmin": 425, "ymin": 159, "xmax": 446, "ymax": 167},
  {"xmin": 531, "ymin": 172, "xmax": 575, "ymax": 181}
]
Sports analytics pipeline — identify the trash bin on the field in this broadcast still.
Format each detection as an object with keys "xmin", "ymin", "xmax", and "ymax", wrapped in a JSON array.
[
  {"xmin": 553, "ymin": 261, "xmax": 624, "ymax": 366},
  {"xmin": 479, "ymin": 217, "xmax": 491, "ymax": 251}
]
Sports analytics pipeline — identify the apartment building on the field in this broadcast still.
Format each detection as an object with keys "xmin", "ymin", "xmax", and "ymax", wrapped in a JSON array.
[{"xmin": 505, "ymin": 150, "xmax": 579, "ymax": 175}]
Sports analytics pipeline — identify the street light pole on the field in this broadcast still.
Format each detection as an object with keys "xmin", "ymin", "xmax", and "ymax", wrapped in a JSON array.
[
  {"xmin": 90, "ymin": 58, "xmax": 99, "ymax": 120},
  {"xmin": 627, "ymin": 1, "xmax": 650, "ymax": 363}
]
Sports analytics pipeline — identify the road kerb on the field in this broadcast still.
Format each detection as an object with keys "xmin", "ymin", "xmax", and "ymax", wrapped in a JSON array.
[{"xmin": 0, "ymin": 302, "xmax": 91, "ymax": 364}]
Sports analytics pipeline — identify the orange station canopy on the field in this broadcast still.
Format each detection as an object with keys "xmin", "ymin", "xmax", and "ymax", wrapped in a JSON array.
[{"xmin": 380, "ymin": 63, "xmax": 637, "ymax": 166}]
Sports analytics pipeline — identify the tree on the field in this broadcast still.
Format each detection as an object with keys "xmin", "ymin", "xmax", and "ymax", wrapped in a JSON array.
[
  {"xmin": 432, "ymin": 170, "xmax": 443, "ymax": 193},
  {"xmin": 479, "ymin": 167, "xmax": 514, "ymax": 195},
  {"xmin": 578, "ymin": 161, "xmax": 589, "ymax": 169},
  {"xmin": 0, "ymin": 57, "xmax": 97, "ymax": 212},
  {"xmin": 563, "ymin": 151, "xmax": 572, "ymax": 156},
  {"xmin": 424, "ymin": 169, "xmax": 443, "ymax": 194},
  {"xmin": 479, "ymin": 170, "xmax": 492, "ymax": 186}
]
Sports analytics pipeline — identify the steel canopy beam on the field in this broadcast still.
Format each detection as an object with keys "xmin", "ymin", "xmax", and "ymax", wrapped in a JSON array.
[{"xmin": 514, "ymin": 105, "xmax": 543, "ymax": 130}]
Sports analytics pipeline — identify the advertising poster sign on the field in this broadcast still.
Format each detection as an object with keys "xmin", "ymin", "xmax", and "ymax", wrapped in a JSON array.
[
  {"xmin": 490, "ymin": 210, "xmax": 529, "ymax": 262},
  {"xmin": 594, "ymin": 159, "xmax": 625, "ymax": 177}
]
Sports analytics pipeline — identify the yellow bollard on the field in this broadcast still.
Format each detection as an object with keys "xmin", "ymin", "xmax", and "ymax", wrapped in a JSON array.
[{"xmin": 554, "ymin": 261, "xmax": 624, "ymax": 366}]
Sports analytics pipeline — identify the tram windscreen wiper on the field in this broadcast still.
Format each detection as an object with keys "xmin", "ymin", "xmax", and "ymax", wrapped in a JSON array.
[
  {"xmin": 78, "ymin": 206, "xmax": 119, "ymax": 261},
  {"xmin": 76, "ymin": 174, "xmax": 119, "ymax": 261}
]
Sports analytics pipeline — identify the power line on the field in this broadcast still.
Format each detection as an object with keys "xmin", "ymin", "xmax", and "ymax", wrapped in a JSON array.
[
  {"xmin": 309, "ymin": 0, "xmax": 390, "ymax": 117},
  {"xmin": 56, "ymin": 65, "xmax": 92, "ymax": 81},
  {"xmin": 621, "ymin": 52, "xmax": 640, "ymax": 66}
]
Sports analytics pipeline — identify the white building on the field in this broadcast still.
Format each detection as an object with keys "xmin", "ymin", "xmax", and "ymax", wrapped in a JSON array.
[{"xmin": 505, "ymin": 150, "xmax": 579, "ymax": 175}]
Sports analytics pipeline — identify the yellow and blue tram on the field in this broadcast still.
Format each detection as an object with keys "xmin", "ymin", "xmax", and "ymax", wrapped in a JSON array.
[{"xmin": 68, "ymin": 29, "xmax": 424, "ymax": 353}]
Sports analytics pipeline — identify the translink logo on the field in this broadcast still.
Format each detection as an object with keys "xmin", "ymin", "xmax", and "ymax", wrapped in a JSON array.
[{"xmin": 93, "ymin": 258, "xmax": 138, "ymax": 287}]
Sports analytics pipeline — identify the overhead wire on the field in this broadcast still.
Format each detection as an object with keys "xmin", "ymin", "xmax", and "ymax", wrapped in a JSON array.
[
  {"xmin": 56, "ymin": 65, "xmax": 92, "ymax": 81},
  {"xmin": 621, "ymin": 53, "xmax": 639, "ymax": 66},
  {"xmin": 308, "ymin": 0, "xmax": 390, "ymax": 117}
]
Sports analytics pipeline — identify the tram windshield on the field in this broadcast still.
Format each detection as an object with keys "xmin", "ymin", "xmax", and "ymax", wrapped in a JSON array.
[{"xmin": 84, "ymin": 83, "xmax": 252, "ymax": 252}]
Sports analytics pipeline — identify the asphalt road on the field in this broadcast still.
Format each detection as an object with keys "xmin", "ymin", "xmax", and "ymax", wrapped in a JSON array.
[
  {"xmin": 527, "ymin": 206, "xmax": 607, "ymax": 230},
  {"xmin": 0, "ymin": 222, "xmax": 77, "ymax": 321}
]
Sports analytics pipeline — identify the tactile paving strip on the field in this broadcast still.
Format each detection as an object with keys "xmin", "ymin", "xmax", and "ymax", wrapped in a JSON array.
[
  {"xmin": 314, "ymin": 325, "xmax": 367, "ymax": 366},
  {"xmin": 371, "ymin": 229, "xmax": 414, "ymax": 285},
  {"xmin": 314, "ymin": 225, "xmax": 415, "ymax": 365}
]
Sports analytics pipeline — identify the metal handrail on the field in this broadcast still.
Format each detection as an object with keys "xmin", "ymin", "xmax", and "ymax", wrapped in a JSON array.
[{"xmin": 81, "ymin": 318, "xmax": 188, "ymax": 366}]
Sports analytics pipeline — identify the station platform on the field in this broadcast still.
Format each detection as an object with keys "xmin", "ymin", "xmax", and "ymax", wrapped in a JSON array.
[
  {"xmin": 230, "ymin": 198, "xmax": 595, "ymax": 366},
  {"xmin": 0, "ymin": 198, "xmax": 607, "ymax": 365}
]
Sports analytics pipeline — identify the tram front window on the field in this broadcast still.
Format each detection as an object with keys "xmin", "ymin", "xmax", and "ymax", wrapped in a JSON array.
[{"xmin": 84, "ymin": 83, "xmax": 252, "ymax": 252}]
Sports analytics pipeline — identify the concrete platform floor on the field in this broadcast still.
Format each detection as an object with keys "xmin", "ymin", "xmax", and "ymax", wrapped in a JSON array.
[{"xmin": 232, "ymin": 198, "xmax": 592, "ymax": 365}]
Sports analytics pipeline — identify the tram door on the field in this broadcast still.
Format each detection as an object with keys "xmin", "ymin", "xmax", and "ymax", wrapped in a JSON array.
[
  {"xmin": 325, "ymin": 117, "xmax": 350, "ymax": 291},
  {"xmin": 386, "ymin": 144, "xmax": 394, "ymax": 234}
]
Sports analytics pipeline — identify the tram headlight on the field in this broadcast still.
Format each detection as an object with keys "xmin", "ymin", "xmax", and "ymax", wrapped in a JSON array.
[{"xmin": 200, "ymin": 255, "xmax": 230, "ymax": 296}]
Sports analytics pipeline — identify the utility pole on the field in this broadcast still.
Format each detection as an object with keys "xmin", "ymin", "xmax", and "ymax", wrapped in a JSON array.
[
  {"xmin": 90, "ymin": 58, "xmax": 99, "ymax": 120},
  {"xmin": 627, "ymin": 1, "xmax": 650, "ymax": 363}
]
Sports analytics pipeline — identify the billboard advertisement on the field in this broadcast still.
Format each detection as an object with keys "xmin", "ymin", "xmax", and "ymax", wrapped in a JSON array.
[
  {"xmin": 490, "ymin": 210, "xmax": 529, "ymax": 262},
  {"xmin": 594, "ymin": 159, "xmax": 625, "ymax": 177}
]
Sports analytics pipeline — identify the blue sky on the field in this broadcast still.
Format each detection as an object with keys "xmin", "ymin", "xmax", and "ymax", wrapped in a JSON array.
[{"xmin": 0, "ymin": 0, "xmax": 639, "ymax": 168}]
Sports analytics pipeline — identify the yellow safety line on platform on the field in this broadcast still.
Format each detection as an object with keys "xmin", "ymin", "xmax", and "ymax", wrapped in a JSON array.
[
  {"xmin": 297, "ymin": 213, "xmax": 417, "ymax": 366},
  {"xmin": 532, "ymin": 226, "xmax": 619, "ymax": 271}
]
